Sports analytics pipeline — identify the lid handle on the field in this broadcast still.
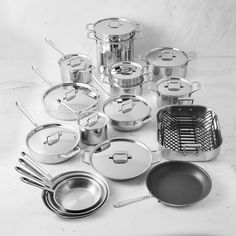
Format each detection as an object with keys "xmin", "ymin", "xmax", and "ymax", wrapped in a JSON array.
[
  {"xmin": 167, "ymin": 79, "xmax": 181, "ymax": 91},
  {"xmin": 119, "ymin": 99, "xmax": 135, "ymax": 113},
  {"xmin": 85, "ymin": 113, "xmax": 99, "ymax": 127},
  {"xmin": 109, "ymin": 20, "xmax": 121, "ymax": 28},
  {"xmin": 109, "ymin": 151, "xmax": 132, "ymax": 164},
  {"xmin": 116, "ymin": 65, "xmax": 136, "ymax": 75},
  {"xmin": 161, "ymin": 50, "xmax": 174, "ymax": 61},
  {"xmin": 44, "ymin": 131, "xmax": 62, "ymax": 146},
  {"xmin": 63, "ymin": 88, "xmax": 78, "ymax": 101},
  {"xmin": 70, "ymin": 57, "xmax": 82, "ymax": 67}
]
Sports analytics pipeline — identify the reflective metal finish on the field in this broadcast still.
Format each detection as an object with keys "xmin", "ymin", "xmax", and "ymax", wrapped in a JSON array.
[
  {"xmin": 87, "ymin": 18, "xmax": 142, "ymax": 73},
  {"xmin": 157, "ymin": 105, "xmax": 223, "ymax": 161},
  {"xmin": 87, "ymin": 138, "xmax": 153, "ymax": 180},
  {"xmin": 146, "ymin": 47, "xmax": 196, "ymax": 81},
  {"xmin": 103, "ymin": 94, "xmax": 153, "ymax": 131},
  {"xmin": 154, "ymin": 77, "xmax": 201, "ymax": 107}
]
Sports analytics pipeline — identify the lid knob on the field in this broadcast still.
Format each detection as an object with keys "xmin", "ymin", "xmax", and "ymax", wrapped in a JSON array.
[
  {"xmin": 119, "ymin": 99, "xmax": 135, "ymax": 113},
  {"xmin": 109, "ymin": 20, "xmax": 121, "ymax": 28},
  {"xmin": 161, "ymin": 50, "xmax": 174, "ymax": 61},
  {"xmin": 167, "ymin": 80, "xmax": 181, "ymax": 91},
  {"xmin": 109, "ymin": 151, "xmax": 132, "ymax": 164},
  {"xmin": 70, "ymin": 57, "xmax": 82, "ymax": 67},
  {"xmin": 43, "ymin": 132, "xmax": 62, "ymax": 146},
  {"xmin": 85, "ymin": 113, "xmax": 99, "ymax": 127}
]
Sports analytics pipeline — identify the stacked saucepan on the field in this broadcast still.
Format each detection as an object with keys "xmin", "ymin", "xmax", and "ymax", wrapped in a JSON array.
[{"xmin": 15, "ymin": 17, "xmax": 223, "ymax": 218}]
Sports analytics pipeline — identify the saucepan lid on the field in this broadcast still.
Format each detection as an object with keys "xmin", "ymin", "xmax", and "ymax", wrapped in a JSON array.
[
  {"xmin": 88, "ymin": 138, "xmax": 153, "ymax": 180},
  {"xmin": 103, "ymin": 94, "xmax": 152, "ymax": 122}
]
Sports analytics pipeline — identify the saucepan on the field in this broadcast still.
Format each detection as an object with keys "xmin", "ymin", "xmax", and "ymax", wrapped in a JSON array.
[
  {"xmin": 15, "ymin": 152, "xmax": 109, "ymax": 218},
  {"xmin": 16, "ymin": 102, "xmax": 81, "ymax": 164},
  {"xmin": 114, "ymin": 161, "xmax": 212, "ymax": 208},
  {"xmin": 45, "ymin": 38, "xmax": 95, "ymax": 83}
]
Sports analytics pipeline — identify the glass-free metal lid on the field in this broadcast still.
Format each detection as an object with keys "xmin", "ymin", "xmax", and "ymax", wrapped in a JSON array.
[
  {"xmin": 146, "ymin": 47, "xmax": 189, "ymax": 67},
  {"xmin": 93, "ymin": 18, "xmax": 136, "ymax": 41},
  {"xmin": 58, "ymin": 54, "xmax": 92, "ymax": 71},
  {"xmin": 89, "ymin": 138, "xmax": 152, "ymax": 180},
  {"xmin": 103, "ymin": 95, "xmax": 152, "ymax": 122},
  {"xmin": 27, "ymin": 124, "xmax": 79, "ymax": 156},
  {"xmin": 79, "ymin": 112, "xmax": 108, "ymax": 130},
  {"xmin": 156, "ymin": 77, "xmax": 192, "ymax": 97},
  {"xmin": 109, "ymin": 61, "xmax": 144, "ymax": 88},
  {"xmin": 43, "ymin": 83, "xmax": 99, "ymax": 121}
]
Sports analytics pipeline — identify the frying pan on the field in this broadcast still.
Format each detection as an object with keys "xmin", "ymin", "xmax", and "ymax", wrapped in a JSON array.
[
  {"xmin": 114, "ymin": 161, "xmax": 212, "ymax": 208},
  {"xmin": 15, "ymin": 152, "xmax": 109, "ymax": 216}
]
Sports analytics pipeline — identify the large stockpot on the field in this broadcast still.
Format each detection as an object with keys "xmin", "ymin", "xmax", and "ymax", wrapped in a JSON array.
[
  {"xmin": 157, "ymin": 104, "xmax": 223, "ymax": 161},
  {"xmin": 32, "ymin": 66, "xmax": 99, "ymax": 121},
  {"xmin": 114, "ymin": 161, "xmax": 212, "ymax": 208},
  {"xmin": 153, "ymin": 77, "xmax": 201, "ymax": 107},
  {"xmin": 146, "ymin": 47, "xmax": 196, "ymax": 81},
  {"xmin": 57, "ymin": 99, "xmax": 108, "ymax": 146},
  {"xmin": 103, "ymin": 94, "xmax": 153, "ymax": 131},
  {"xmin": 16, "ymin": 102, "xmax": 81, "ymax": 164},
  {"xmin": 45, "ymin": 39, "xmax": 94, "ymax": 84},
  {"xmin": 91, "ymin": 61, "xmax": 151, "ymax": 96},
  {"xmin": 87, "ymin": 18, "xmax": 142, "ymax": 73},
  {"xmin": 15, "ymin": 152, "xmax": 109, "ymax": 218}
]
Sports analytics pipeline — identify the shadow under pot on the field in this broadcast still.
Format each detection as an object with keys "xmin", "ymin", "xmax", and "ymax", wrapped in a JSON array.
[
  {"xmin": 146, "ymin": 47, "xmax": 196, "ymax": 81},
  {"xmin": 87, "ymin": 17, "xmax": 142, "ymax": 73},
  {"xmin": 103, "ymin": 94, "xmax": 153, "ymax": 131},
  {"xmin": 58, "ymin": 54, "xmax": 95, "ymax": 84},
  {"xmin": 156, "ymin": 104, "xmax": 223, "ymax": 161},
  {"xmin": 153, "ymin": 77, "xmax": 201, "ymax": 107}
]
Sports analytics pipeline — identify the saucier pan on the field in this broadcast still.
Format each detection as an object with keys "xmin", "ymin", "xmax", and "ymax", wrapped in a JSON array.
[{"xmin": 114, "ymin": 161, "xmax": 212, "ymax": 208}]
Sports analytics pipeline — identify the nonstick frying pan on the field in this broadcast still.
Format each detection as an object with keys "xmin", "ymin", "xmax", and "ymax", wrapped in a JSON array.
[{"xmin": 114, "ymin": 161, "xmax": 212, "ymax": 208}]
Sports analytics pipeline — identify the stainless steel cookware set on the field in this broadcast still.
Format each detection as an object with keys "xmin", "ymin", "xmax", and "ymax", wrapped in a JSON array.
[{"xmin": 15, "ymin": 17, "xmax": 223, "ymax": 218}]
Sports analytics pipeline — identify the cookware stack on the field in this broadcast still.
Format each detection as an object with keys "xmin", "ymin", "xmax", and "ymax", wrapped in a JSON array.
[{"xmin": 15, "ymin": 17, "xmax": 223, "ymax": 218}]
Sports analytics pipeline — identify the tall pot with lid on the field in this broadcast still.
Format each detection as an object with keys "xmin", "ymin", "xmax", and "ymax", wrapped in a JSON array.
[
  {"xmin": 146, "ymin": 47, "xmax": 196, "ymax": 81},
  {"xmin": 87, "ymin": 18, "xmax": 142, "ymax": 73}
]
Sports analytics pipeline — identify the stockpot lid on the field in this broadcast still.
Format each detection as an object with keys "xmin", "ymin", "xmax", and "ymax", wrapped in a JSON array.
[
  {"xmin": 156, "ymin": 77, "xmax": 193, "ymax": 97},
  {"xmin": 92, "ymin": 18, "xmax": 136, "ymax": 42},
  {"xmin": 89, "ymin": 138, "xmax": 152, "ymax": 180},
  {"xmin": 146, "ymin": 47, "xmax": 189, "ymax": 67},
  {"xmin": 43, "ymin": 83, "xmax": 99, "ymax": 121},
  {"xmin": 103, "ymin": 95, "xmax": 152, "ymax": 122},
  {"xmin": 27, "ymin": 124, "xmax": 79, "ymax": 156},
  {"xmin": 108, "ymin": 61, "xmax": 144, "ymax": 88},
  {"xmin": 79, "ymin": 112, "xmax": 108, "ymax": 130},
  {"xmin": 58, "ymin": 54, "xmax": 92, "ymax": 72}
]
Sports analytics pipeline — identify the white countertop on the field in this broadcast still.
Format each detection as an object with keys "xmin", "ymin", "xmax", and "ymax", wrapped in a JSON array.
[{"xmin": 1, "ymin": 58, "xmax": 236, "ymax": 236}]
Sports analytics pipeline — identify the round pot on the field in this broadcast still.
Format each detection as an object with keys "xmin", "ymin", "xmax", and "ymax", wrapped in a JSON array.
[
  {"xmin": 153, "ymin": 77, "xmax": 201, "ymax": 107},
  {"xmin": 103, "ymin": 94, "xmax": 153, "ymax": 131},
  {"xmin": 146, "ymin": 47, "xmax": 196, "ymax": 81},
  {"xmin": 78, "ymin": 111, "xmax": 109, "ymax": 145},
  {"xmin": 58, "ymin": 54, "xmax": 95, "ymax": 84},
  {"xmin": 87, "ymin": 18, "xmax": 142, "ymax": 73}
]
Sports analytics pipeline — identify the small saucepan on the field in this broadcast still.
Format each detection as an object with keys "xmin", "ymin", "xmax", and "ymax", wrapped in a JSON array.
[
  {"xmin": 15, "ymin": 152, "xmax": 109, "ymax": 217},
  {"xmin": 57, "ymin": 99, "xmax": 108, "ymax": 145},
  {"xmin": 16, "ymin": 102, "xmax": 81, "ymax": 164},
  {"xmin": 45, "ymin": 38, "xmax": 95, "ymax": 84},
  {"xmin": 114, "ymin": 161, "xmax": 212, "ymax": 208}
]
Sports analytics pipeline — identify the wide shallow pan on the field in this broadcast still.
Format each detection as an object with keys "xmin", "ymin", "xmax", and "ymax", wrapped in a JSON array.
[
  {"xmin": 15, "ymin": 152, "xmax": 109, "ymax": 218},
  {"xmin": 114, "ymin": 161, "xmax": 212, "ymax": 208}
]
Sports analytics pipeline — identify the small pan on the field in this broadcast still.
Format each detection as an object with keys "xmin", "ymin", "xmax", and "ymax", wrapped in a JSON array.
[
  {"xmin": 114, "ymin": 161, "xmax": 212, "ymax": 208},
  {"xmin": 15, "ymin": 152, "xmax": 109, "ymax": 217}
]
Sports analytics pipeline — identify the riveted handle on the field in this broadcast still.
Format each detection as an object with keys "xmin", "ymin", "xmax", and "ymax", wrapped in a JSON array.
[
  {"xmin": 190, "ymin": 81, "xmax": 201, "ymax": 95},
  {"xmin": 187, "ymin": 52, "xmax": 197, "ymax": 62},
  {"xmin": 58, "ymin": 147, "xmax": 81, "ymax": 160},
  {"xmin": 182, "ymin": 143, "xmax": 202, "ymax": 155},
  {"xmin": 178, "ymin": 98, "xmax": 194, "ymax": 105},
  {"xmin": 109, "ymin": 151, "xmax": 132, "ymax": 164},
  {"xmin": 20, "ymin": 177, "xmax": 53, "ymax": 192},
  {"xmin": 43, "ymin": 131, "xmax": 62, "ymax": 146},
  {"xmin": 63, "ymin": 88, "xmax": 79, "ymax": 101},
  {"xmin": 119, "ymin": 99, "xmax": 135, "ymax": 113}
]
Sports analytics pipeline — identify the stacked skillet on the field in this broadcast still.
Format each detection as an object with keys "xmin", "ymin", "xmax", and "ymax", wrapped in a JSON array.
[{"xmin": 15, "ymin": 17, "xmax": 223, "ymax": 218}]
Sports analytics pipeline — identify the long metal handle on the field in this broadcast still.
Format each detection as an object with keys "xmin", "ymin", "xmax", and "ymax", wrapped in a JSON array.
[
  {"xmin": 20, "ymin": 152, "xmax": 53, "ymax": 183},
  {"xmin": 15, "ymin": 166, "xmax": 46, "ymax": 183},
  {"xmin": 113, "ymin": 194, "xmax": 152, "ymax": 208},
  {"xmin": 16, "ymin": 101, "xmax": 38, "ymax": 127},
  {"xmin": 31, "ymin": 65, "xmax": 53, "ymax": 86},
  {"xmin": 20, "ymin": 177, "xmax": 53, "ymax": 193},
  {"xmin": 44, "ymin": 38, "xmax": 65, "ymax": 56},
  {"xmin": 91, "ymin": 74, "xmax": 110, "ymax": 96}
]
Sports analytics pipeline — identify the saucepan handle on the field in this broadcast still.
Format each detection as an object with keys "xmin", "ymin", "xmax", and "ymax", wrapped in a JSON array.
[
  {"xmin": 187, "ymin": 52, "xmax": 197, "ymax": 63},
  {"xmin": 113, "ymin": 194, "xmax": 152, "ymax": 208},
  {"xmin": 177, "ymin": 98, "xmax": 194, "ymax": 105},
  {"xmin": 58, "ymin": 147, "xmax": 81, "ymax": 160},
  {"xmin": 190, "ymin": 81, "xmax": 201, "ymax": 95}
]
